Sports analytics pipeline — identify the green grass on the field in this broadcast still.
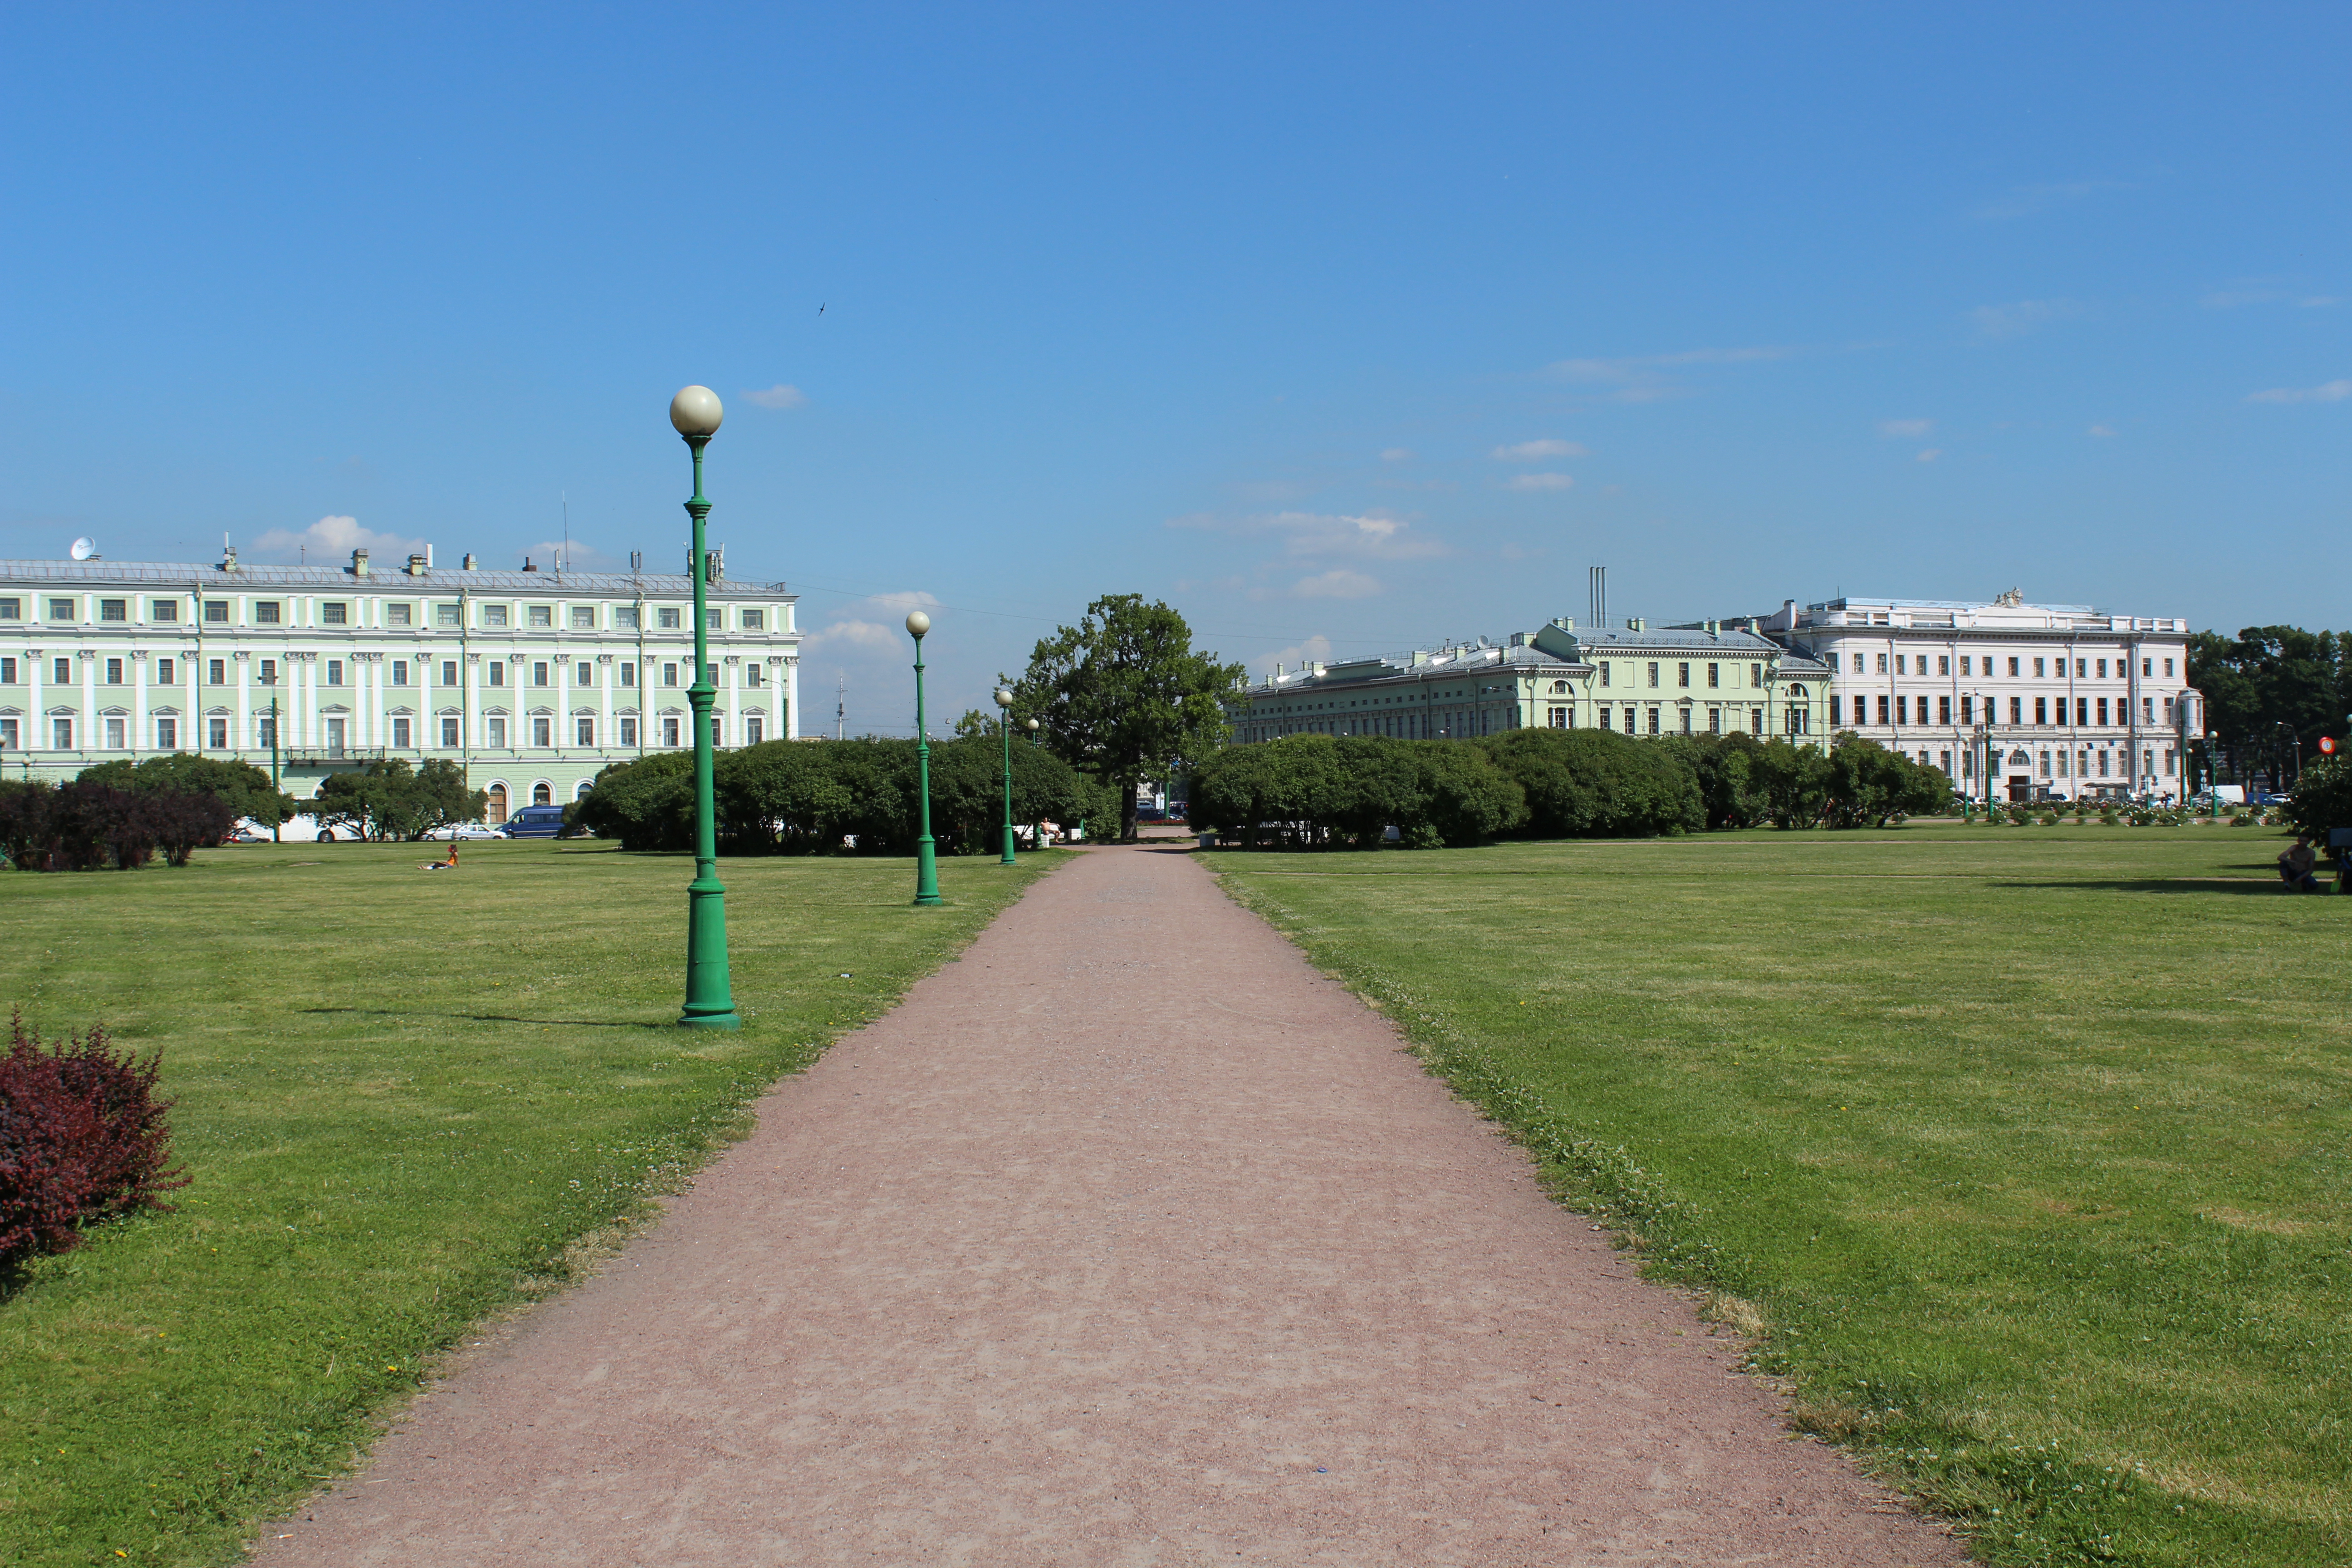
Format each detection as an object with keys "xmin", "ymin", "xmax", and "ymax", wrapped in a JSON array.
[
  {"xmin": 0, "ymin": 839, "xmax": 1065, "ymax": 1568},
  {"xmin": 1213, "ymin": 823, "xmax": 2351, "ymax": 1568}
]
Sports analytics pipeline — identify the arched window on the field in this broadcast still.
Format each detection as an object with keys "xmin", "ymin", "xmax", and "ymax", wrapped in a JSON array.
[
  {"xmin": 486, "ymin": 783, "xmax": 509, "ymax": 824},
  {"xmin": 533, "ymin": 781, "xmax": 553, "ymax": 806},
  {"xmin": 575, "ymin": 779, "xmax": 593, "ymax": 800}
]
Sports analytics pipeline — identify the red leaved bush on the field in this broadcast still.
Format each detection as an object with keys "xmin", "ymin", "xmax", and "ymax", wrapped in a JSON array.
[{"xmin": 0, "ymin": 1009, "xmax": 187, "ymax": 1268}]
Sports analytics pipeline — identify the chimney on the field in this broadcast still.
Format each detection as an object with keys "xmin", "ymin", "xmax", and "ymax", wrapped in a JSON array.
[
  {"xmin": 220, "ymin": 543, "xmax": 238, "ymax": 572},
  {"xmin": 1626, "ymin": 617, "xmax": 1646, "ymax": 631},
  {"xmin": 462, "ymin": 552, "xmax": 477, "ymax": 570},
  {"xmin": 352, "ymin": 548, "xmax": 370, "ymax": 578},
  {"xmin": 522, "ymin": 556, "xmax": 538, "ymax": 572},
  {"xmin": 406, "ymin": 553, "xmax": 428, "ymax": 576}
]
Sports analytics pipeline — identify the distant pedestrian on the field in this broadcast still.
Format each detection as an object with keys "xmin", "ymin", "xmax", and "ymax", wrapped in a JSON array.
[{"xmin": 2278, "ymin": 838, "xmax": 2321, "ymax": 892}]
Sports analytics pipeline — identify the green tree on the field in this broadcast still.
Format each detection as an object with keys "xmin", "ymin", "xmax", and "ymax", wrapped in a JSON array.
[
  {"xmin": 2284, "ymin": 756, "xmax": 2352, "ymax": 849},
  {"xmin": 1820, "ymin": 735, "xmax": 1948, "ymax": 828},
  {"xmin": 950, "ymin": 708, "xmax": 997, "ymax": 742},
  {"xmin": 1012, "ymin": 595, "xmax": 1245, "ymax": 842},
  {"xmin": 1480, "ymin": 728, "xmax": 1704, "ymax": 838},
  {"xmin": 78, "ymin": 753, "xmax": 295, "ymax": 831},
  {"xmin": 312, "ymin": 759, "xmax": 486, "ymax": 842}
]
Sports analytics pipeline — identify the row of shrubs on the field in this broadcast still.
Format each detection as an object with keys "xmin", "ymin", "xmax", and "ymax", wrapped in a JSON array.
[
  {"xmin": 0, "ymin": 1011, "xmax": 184, "ymax": 1269},
  {"xmin": 1187, "ymin": 729, "xmax": 1952, "ymax": 848},
  {"xmin": 570, "ymin": 735, "xmax": 1118, "ymax": 855},
  {"xmin": 0, "ymin": 781, "xmax": 235, "ymax": 871}
]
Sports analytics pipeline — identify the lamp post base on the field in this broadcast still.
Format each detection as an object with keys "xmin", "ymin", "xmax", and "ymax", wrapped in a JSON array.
[
  {"xmin": 680, "ymin": 877, "xmax": 741, "ymax": 1029},
  {"xmin": 913, "ymin": 841, "xmax": 942, "ymax": 906},
  {"xmin": 1000, "ymin": 826, "xmax": 1017, "ymax": 865}
]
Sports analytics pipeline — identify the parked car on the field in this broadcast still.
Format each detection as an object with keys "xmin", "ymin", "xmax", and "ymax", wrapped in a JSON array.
[
  {"xmin": 498, "ymin": 804, "xmax": 571, "ymax": 839},
  {"xmin": 421, "ymin": 822, "xmax": 502, "ymax": 840},
  {"xmin": 225, "ymin": 827, "xmax": 272, "ymax": 844}
]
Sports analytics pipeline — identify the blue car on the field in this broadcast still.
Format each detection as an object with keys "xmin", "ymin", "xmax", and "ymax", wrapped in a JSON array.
[{"xmin": 499, "ymin": 804, "xmax": 570, "ymax": 838}]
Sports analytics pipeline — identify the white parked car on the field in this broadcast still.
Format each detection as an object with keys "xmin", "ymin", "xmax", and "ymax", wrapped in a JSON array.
[{"xmin": 421, "ymin": 823, "xmax": 502, "ymax": 840}]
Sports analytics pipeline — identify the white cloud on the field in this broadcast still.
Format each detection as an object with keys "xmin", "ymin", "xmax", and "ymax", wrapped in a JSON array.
[
  {"xmin": 800, "ymin": 590, "xmax": 942, "ymax": 654},
  {"xmin": 1380, "ymin": 447, "xmax": 1415, "ymax": 463},
  {"xmin": 1970, "ymin": 299, "xmax": 2082, "ymax": 338},
  {"xmin": 1916, "ymin": 448, "xmax": 1942, "ymax": 463},
  {"xmin": 1258, "ymin": 634, "xmax": 1334, "ymax": 676},
  {"xmin": 1491, "ymin": 438, "xmax": 1588, "ymax": 461},
  {"xmin": 1542, "ymin": 346, "xmax": 1791, "ymax": 402},
  {"xmin": 2246, "ymin": 379, "xmax": 2352, "ymax": 404},
  {"xmin": 1167, "ymin": 509, "xmax": 1444, "ymax": 561},
  {"xmin": 2301, "ymin": 296, "xmax": 2342, "ymax": 308},
  {"xmin": 2088, "ymin": 424, "xmax": 2118, "ymax": 437},
  {"xmin": 1292, "ymin": 569, "xmax": 1381, "ymax": 599},
  {"xmin": 249, "ymin": 514, "xmax": 424, "ymax": 564},
  {"xmin": 745, "ymin": 384, "xmax": 809, "ymax": 410},
  {"xmin": 1506, "ymin": 473, "xmax": 1575, "ymax": 492},
  {"xmin": 1877, "ymin": 418, "xmax": 1933, "ymax": 438}
]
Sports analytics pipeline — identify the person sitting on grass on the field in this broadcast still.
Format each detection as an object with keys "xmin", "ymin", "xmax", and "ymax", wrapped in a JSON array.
[
  {"xmin": 2278, "ymin": 837, "xmax": 2321, "ymax": 892},
  {"xmin": 420, "ymin": 842, "xmax": 459, "ymax": 872}
]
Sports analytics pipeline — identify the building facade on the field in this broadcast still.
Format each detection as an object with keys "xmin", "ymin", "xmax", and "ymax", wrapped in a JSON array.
[
  {"xmin": 1742, "ymin": 591, "xmax": 2199, "ymax": 801},
  {"xmin": 0, "ymin": 549, "xmax": 801, "ymax": 823},
  {"xmin": 1231, "ymin": 618, "xmax": 1831, "ymax": 745}
]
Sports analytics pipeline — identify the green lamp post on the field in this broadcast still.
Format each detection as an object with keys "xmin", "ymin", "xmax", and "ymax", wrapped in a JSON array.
[
  {"xmin": 994, "ymin": 685, "xmax": 1018, "ymax": 865},
  {"xmin": 908, "ymin": 609, "xmax": 942, "ymax": 906},
  {"xmin": 670, "ymin": 385, "xmax": 740, "ymax": 1030}
]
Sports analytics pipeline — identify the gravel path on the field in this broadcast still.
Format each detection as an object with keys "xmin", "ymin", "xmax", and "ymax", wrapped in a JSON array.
[{"xmin": 259, "ymin": 846, "xmax": 1962, "ymax": 1566}]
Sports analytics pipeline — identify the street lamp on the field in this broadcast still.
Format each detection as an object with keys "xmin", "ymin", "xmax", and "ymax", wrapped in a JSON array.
[
  {"xmin": 994, "ymin": 686, "xmax": 1018, "ymax": 865},
  {"xmin": 669, "ymin": 385, "xmax": 740, "ymax": 1031},
  {"xmin": 907, "ymin": 610, "xmax": 941, "ymax": 906}
]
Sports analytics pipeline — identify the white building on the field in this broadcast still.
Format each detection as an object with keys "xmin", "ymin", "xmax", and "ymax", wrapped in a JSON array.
[
  {"xmin": 0, "ymin": 547, "xmax": 801, "ymax": 824},
  {"xmin": 1742, "ymin": 591, "xmax": 2200, "ymax": 802}
]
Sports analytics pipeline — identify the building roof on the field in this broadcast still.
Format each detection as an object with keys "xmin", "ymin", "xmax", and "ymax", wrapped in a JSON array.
[
  {"xmin": 1242, "ymin": 622, "xmax": 1828, "ymax": 697},
  {"xmin": 0, "ymin": 559, "xmax": 790, "ymax": 598}
]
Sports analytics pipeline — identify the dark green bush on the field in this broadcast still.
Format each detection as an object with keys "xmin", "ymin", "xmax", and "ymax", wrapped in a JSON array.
[{"xmin": 1480, "ymin": 728, "xmax": 1702, "ymax": 838}]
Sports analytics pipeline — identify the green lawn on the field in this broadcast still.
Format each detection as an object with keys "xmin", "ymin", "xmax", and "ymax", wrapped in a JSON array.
[
  {"xmin": 1215, "ymin": 824, "xmax": 2350, "ymax": 1568},
  {"xmin": 0, "ymin": 839, "xmax": 1064, "ymax": 1568}
]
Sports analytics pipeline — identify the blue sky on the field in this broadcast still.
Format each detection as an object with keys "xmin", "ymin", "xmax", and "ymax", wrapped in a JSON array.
[{"xmin": 3, "ymin": 5, "xmax": 2346, "ymax": 731}]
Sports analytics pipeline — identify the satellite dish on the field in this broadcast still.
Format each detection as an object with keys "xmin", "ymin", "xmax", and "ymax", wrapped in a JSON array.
[{"xmin": 69, "ymin": 537, "xmax": 98, "ymax": 561}]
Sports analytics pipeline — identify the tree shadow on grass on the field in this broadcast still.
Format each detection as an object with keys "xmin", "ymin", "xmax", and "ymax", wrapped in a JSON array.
[
  {"xmin": 1993, "ymin": 878, "xmax": 2318, "ymax": 896},
  {"xmin": 298, "ymin": 1006, "xmax": 669, "ymax": 1029}
]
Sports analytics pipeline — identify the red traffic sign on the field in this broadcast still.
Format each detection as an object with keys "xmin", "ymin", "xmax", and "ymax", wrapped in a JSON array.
[{"xmin": 2323, "ymin": 735, "xmax": 2338, "ymax": 755}]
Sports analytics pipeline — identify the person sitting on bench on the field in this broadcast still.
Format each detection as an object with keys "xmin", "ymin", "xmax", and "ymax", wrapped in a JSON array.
[{"xmin": 2278, "ymin": 838, "xmax": 2321, "ymax": 892}]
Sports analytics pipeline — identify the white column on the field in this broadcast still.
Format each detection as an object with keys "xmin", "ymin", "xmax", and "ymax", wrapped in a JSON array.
[
  {"xmin": 79, "ymin": 649, "xmax": 95, "ymax": 758},
  {"xmin": 785, "ymin": 656, "xmax": 800, "ymax": 739},
  {"xmin": 25, "ymin": 647, "xmax": 42, "ymax": 764}
]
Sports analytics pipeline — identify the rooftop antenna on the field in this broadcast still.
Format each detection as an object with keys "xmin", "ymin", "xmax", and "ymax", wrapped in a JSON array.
[
  {"xmin": 836, "ymin": 673, "xmax": 846, "ymax": 741},
  {"xmin": 69, "ymin": 536, "xmax": 98, "ymax": 562}
]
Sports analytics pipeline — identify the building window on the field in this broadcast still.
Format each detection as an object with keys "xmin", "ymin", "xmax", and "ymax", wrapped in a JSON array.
[
  {"xmin": 482, "ymin": 604, "xmax": 509, "ymax": 628},
  {"xmin": 54, "ymin": 657, "xmax": 72, "ymax": 684},
  {"xmin": 2099, "ymin": 751, "xmax": 2110, "ymax": 777},
  {"xmin": 208, "ymin": 717, "xmax": 228, "ymax": 748},
  {"xmin": 529, "ymin": 605, "xmax": 553, "ymax": 628},
  {"xmin": 746, "ymin": 716, "xmax": 764, "ymax": 745},
  {"xmin": 1599, "ymin": 662, "xmax": 1611, "ymax": 687},
  {"xmin": 1548, "ymin": 706, "xmax": 1569, "ymax": 728},
  {"xmin": 488, "ymin": 661, "xmax": 505, "ymax": 687},
  {"xmin": 487, "ymin": 716, "xmax": 508, "ymax": 748},
  {"xmin": 256, "ymin": 715, "xmax": 275, "ymax": 749},
  {"xmin": 1646, "ymin": 708, "xmax": 1660, "ymax": 735},
  {"xmin": 99, "ymin": 599, "xmax": 127, "ymax": 622},
  {"xmin": 619, "ymin": 716, "xmax": 638, "ymax": 746},
  {"xmin": 1961, "ymin": 750, "xmax": 1974, "ymax": 779},
  {"xmin": 486, "ymin": 784, "xmax": 509, "ymax": 824},
  {"xmin": 620, "ymin": 662, "xmax": 637, "ymax": 688},
  {"xmin": 1877, "ymin": 694, "xmax": 1890, "ymax": 725},
  {"xmin": 255, "ymin": 601, "xmax": 281, "ymax": 624},
  {"xmin": 436, "ymin": 603, "xmax": 461, "ymax": 627},
  {"xmin": 705, "ymin": 663, "xmax": 718, "ymax": 686},
  {"xmin": 533, "ymin": 716, "xmax": 551, "ymax": 747},
  {"xmin": 742, "ymin": 609, "xmax": 765, "ymax": 631},
  {"xmin": 2077, "ymin": 697, "xmax": 2088, "ymax": 725},
  {"xmin": 576, "ymin": 717, "xmax": 594, "ymax": 746},
  {"xmin": 2034, "ymin": 657, "xmax": 2046, "ymax": 677},
  {"xmin": 658, "ymin": 607, "xmax": 682, "ymax": 629},
  {"xmin": 49, "ymin": 598, "xmax": 76, "ymax": 620},
  {"xmin": 1875, "ymin": 652, "xmax": 1887, "ymax": 674},
  {"xmin": 259, "ymin": 658, "xmax": 279, "ymax": 686},
  {"xmin": 391, "ymin": 660, "xmax": 408, "ymax": 687},
  {"xmin": 576, "ymin": 662, "xmax": 595, "ymax": 686},
  {"xmin": 2144, "ymin": 697, "xmax": 2154, "ymax": 723},
  {"xmin": 392, "ymin": 716, "xmax": 411, "ymax": 748},
  {"xmin": 532, "ymin": 662, "xmax": 549, "ymax": 687},
  {"xmin": 0, "ymin": 597, "xmax": 17, "ymax": 621},
  {"xmin": 323, "ymin": 602, "xmax": 348, "ymax": 625},
  {"xmin": 387, "ymin": 603, "xmax": 412, "ymax": 626},
  {"xmin": 1960, "ymin": 656, "xmax": 1972, "ymax": 676},
  {"xmin": 207, "ymin": 658, "xmax": 225, "ymax": 686},
  {"xmin": 2010, "ymin": 696, "xmax": 2023, "ymax": 725},
  {"xmin": 710, "ymin": 715, "xmax": 724, "ymax": 747},
  {"xmin": 2007, "ymin": 657, "xmax": 2019, "ymax": 677},
  {"xmin": 442, "ymin": 660, "xmax": 461, "ymax": 686},
  {"xmin": 615, "ymin": 606, "xmax": 639, "ymax": 629},
  {"xmin": 0, "ymin": 657, "xmax": 14, "ymax": 684},
  {"xmin": 2035, "ymin": 697, "xmax": 2048, "ymax": 725},
  {"xmin": 156, "ymin": 658, "xmax": 175, "ymax": 685},
  {"xmin": 1938, "ymin": 656, "xmax": 1950, "ymax": 675},
  {"xmin": 571, "ymin": 606, "xmax": 595, "ymax": 629},
  {"xmin": 663, "ymin": 663, "xmax": 679, "ymax": 688},
  {"xmin": 1646, "ymin": 662, "xmax": 1660, "ymax": 688},
  {"xmin": 53, "ymin": 718, "xmax": 74, "ymax": 750},
  {"xmin": 1851, "ymin": 653, "xmax": 1864, "ymax": 673},
  {"xmin": 105, "ymin": 658, "xmax": 123, "ymax": 685},
  {"xmin": 532, "ymin": 782, "xmax": 553, "ymax": 806},
  {"xmin": 2163, "ymin": 658, "xmax": 2174, "ymax": 677},
  {"xmin": 1959, "ymin": 694, "xmax": 1973, "ymax": 724},
  {"xmin": 1706, "ymin": 707, "xmax": 1720, "ymax": 734},
  {"xmin": 200, "ymin": 599, "xmax": 229, "ymax": 624},
  {"xmin": 1829, "ymin": 695, "xmax": 1842, "ymax": 726},
  {"xmin": 706, "ymin": 609, "xmax": 721, "ymax": 630},
  {"xmin": 662, "ymin": 715, "xmax": 681, "ymax": 747},
  {"xmin": 1751, "ymin": 708, "xmax": 1764, "ymax": 735},
  {"xmin": 2095, "ymin": 658, "xmax": 2107, "ymax": 678},
  {"xmin": 325, "ymin": 660, "xmax": 344, "ymax": 686},
  {"xmin": 1939, "ymin": 695, "xmax": 1951, "ymax": 724},
  {"xmin": 1939, "ymin": 749, "xmax": 1951, "ymax": 774},
  {"xmin": 2141, "ymin": 658, "xmax": 2151, "ymax": 677},
  {"xmin": 1676, "ymin": 662, "xmax": 1690, "ymax": 688},
  {"xmin": 0, "ymin": 717, "xmax": 19, "ymax": 748},
  {"xmin": 745, "ymin": 664, "xmax": 764, "ymax": 688},
  {"xmin": 442, "ymin": 717, "xmax": 462, "ymax": 746}
]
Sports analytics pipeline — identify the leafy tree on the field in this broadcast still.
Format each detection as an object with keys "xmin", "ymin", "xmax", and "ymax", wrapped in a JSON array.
[
  {"xmin": 2189, "ymin": 626, "xmax": 2352, "ymax": 789},
  {"xmin": 951, "ymin": 708, "xmax": 998, "ymax": 742},
  {"xmin": 571, "ymin": 752, "xmax": 696, "ymax": 851},
  {"xmin": 313, "ymin": 759, "xmax": 486, "ymax": 841},
  {"xmin": 78, "ymin": 753, "xmax": 294, "ymax": 831},
  {"xmin": 1746, "ymin": 738, "xmax": 1835, "ymax": 828},
  {"xmin": 0, "ymin": 781, "xmax": 230, "ymax": 870},
  {"xmin": 718, "ymin": 740, "xmax": 858, "ymax": 854},
  {"xmin": 1480, "ymin": 728, "xmax": 1704, "ymax": 838},
  {"xmin": 1012, "ymin": 595, "xmax": 1245, "ymax": 841},
  {"xmin": 2284, "ymin": 756, "xmax": 2352, "ymax": 850},
  {"xmin": 1820, "ymin": 735, "xmax": 1948, "ymax": 828}
]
